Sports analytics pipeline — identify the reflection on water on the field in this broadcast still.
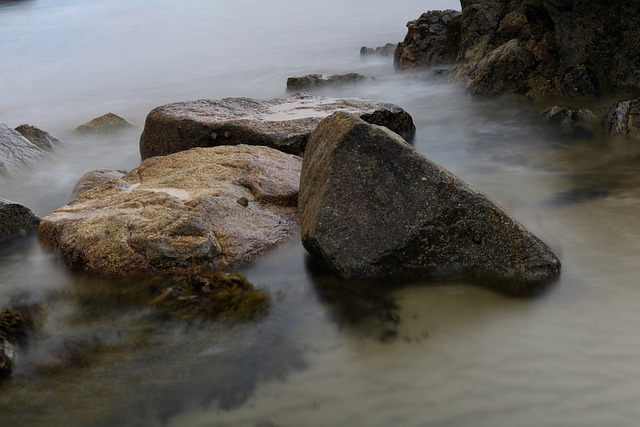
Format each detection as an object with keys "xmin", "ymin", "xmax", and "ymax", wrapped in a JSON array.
[{"xmin": 2, "ymin": 0, "xmax": 640, "ymax": 426}]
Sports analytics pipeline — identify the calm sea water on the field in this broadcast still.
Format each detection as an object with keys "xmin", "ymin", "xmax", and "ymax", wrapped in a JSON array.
[{"xmin": 2, "ymin": 1, "xmax": 640, "ymax": 426}]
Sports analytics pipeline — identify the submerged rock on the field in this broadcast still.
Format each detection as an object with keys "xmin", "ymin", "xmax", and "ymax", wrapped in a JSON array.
[
  {"xmin": 139, "ymin": 93, "xmax": 415, "ymax": 159},
  {"xmin": 299, "ymin": 112, "xmax": 560, "ymax": 294},
  {"xmin": 14, "ymin": 124, "xmax": 63, "ymax": 151},
  {"xmin": 148, "ymin": 272, "xmax": 270, "ymax": 322},
  {"xmin": 286, "ymin": 73, "xmax": 368, "ymax": 91},
  {"xmin": 541, "ymin": 105, "xmax": 599, "ymax": 136},
  {"xmin": 606, "ymin": 99, "xmax": 640, "ymax": 139},
  {"xmin": 73, "ymin": 113, "xmax": 137, "ymax": 135},
  {"xmin": 38, "ymin": 145, "xmax": 301, "ymax": 279},
  {"xmin": 0, "ymin": 198, "xmax": 40, "ymax": 241},
  {"xmin": 0, "ymin": 308, "xmax": 34, "ymax": 379},
  {"xmin": 0, "ymin": 123, "xmax": 45, "ymax": 175},
  {"xmin": 394, "ymin": 9, "xmax": 462, "ymax": 70}
]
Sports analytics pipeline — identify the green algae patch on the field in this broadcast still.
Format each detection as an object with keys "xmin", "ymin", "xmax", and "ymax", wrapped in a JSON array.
[{"xmin": 148, "ymin": 272, "xmax": 270, "ymax": 322}]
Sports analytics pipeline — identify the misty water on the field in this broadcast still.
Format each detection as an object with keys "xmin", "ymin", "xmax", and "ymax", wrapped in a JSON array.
[{"xmin": 2, "ymin": 0, "xmax": 640, "ymax": 426}]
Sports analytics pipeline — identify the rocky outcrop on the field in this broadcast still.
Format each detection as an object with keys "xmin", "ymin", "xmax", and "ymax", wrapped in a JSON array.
[
  {"xmin": 38, "ymin": 145, "xmax": 301, "ymax": 279},
  {"xmin": 0, "ymin": 198, "xmax": 40, "ymax": 241},
  {"xmin": 398, "ymin": 2, "xmax": 640, "ymax": 99},
  {"xmin": 299, "ymin": 112, "xmax": 560, "ymax": 294},
  {"xmin": 0, "ymin": 123, "xmax": 45, "ymax": 175},
  {"xmin": 541, "ymin": 105, "xmax": 599, "ymax": 136},
  {"xmin": 139, "ymin": 93, "xmax": 415, "ymax": 159},
  {"xmin": 456, "ymin": 0, "xmax": 640, "ymax": 99},
  {"xmin": 73, "ymin": 113, "xmax": 137, "ymax": 135},
  {"xmin": 14, "ymin": 124, "xmax": 62, "ymax": 151},
  {"xmin": 606, "ymin": 99, "xmax": 640, "ymax": 138},
  {"xmin": 286, "ymin": 73, "xmax": 368, "ymax": 91},
  {"xmin": 360, "ymin": 43, "xmax": 397, "ymax": 57},
  {"xmin": 394, "ymin": 10, "xmax": 461, "ymax": 70}
]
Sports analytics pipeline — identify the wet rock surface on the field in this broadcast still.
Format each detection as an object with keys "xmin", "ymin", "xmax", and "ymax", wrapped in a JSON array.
[
  {"xmin": 139, "ymin": 93, "xmax": 415, "ymax": 159},
  {"xmin": 0, "ymin": 123, "xmax": 45, "ymax": 175},
  {"xmin": 38, "ymin": 145, "xmax": 302, "ymax": 279},
  {"xmin": 0, "ymin": 198, "xmax": 40, "ymax": 241},
  {"xmin": 394, "ymin": 10, "xmax": 461, "ymax": 70},
  {"xmin": 299, "ymin": 112, "xmax": 561, "ymax": 294}
]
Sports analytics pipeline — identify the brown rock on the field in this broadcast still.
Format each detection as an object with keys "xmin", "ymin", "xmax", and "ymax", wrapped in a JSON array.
[
  {"xmin": 38, "ymin": 145, "xmax": 302, "ymax": 278},
  {"xmin": 74, "ymin": 113, "xmax": 137, "ymax": 135}
]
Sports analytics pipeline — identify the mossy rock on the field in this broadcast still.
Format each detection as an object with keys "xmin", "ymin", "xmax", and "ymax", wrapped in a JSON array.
[{"xmin": 148, "ymin": 272, "xmax": 270, "ymax": 322}]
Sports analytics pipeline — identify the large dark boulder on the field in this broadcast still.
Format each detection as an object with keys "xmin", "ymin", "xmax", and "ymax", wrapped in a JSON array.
[
  {"xmin": 456, "ymin": 0, "xmax": 640, "ymax": 99},
  {"xmin": 139, "ymin": 93, "xmax": 415, "ymax": 159},
  {"xmin": 0, "ymin": 123, "xmax": 45, "ymax": 175},
  {"xmin": 394, "ymin": 10, "xmax": 462, "ymax": 70},
  {"xmin": 0, "ymin": 198, "xmax": 40, "ymax": 241},
  {"xmin": 299, "ymin": 112, "xmax": 560, "ymax": 294}
]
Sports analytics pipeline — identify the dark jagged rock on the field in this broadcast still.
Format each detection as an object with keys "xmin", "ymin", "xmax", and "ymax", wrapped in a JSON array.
[
  {"xmin": 73, "ymin": 113, "xmax": 137, "ymax": 135},
  {"xmin": 14, "ymin": 124, "xmax": 62, "ymax": 151},
  {"xmin": 398, "ymin": 1, "xmax": 640, "ymax": 100},
  {"xmin": 360, "ymin": 43, "xmax": 397, "ymax": 57},
  {"xmin": 456, "ymin": 0, "xmax": 640, "ymax": 99},
  {"xmin": 541, "ymin": 105, "xmax": 599, "ymax": 136},
  {"xmin": 0, "ymin": 123, "xmax": 45, "ymax": 175},
  {"xmin": 299, "ymin": 112, "xmax": 560, "ymax": 294},
  {"xmin": 606, "ymin": 99, "xmax": 640, "ymax": 139},
  {"xmin": 139, "ymin": 93, "xmax": 415, "ymax": 159},
  {"xmin": 394, "ymin": 10, "xmax": 462, "ymax": 70},
  {"xmin": 0, "ymin": 198, "xmax": 40, "ymax": 241},
  {"xmin": 286, "ymin": 73, "xmax": 368, "ymax": 91}
]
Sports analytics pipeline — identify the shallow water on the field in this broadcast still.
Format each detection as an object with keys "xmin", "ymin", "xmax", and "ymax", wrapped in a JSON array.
[{"xmin": 2, "ymin": 1, "xmax": 640, "ymax": 426}]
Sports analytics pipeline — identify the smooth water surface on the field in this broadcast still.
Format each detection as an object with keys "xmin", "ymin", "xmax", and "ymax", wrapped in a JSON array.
[{"xmin": 2, "ymin": 1, "xmax": 640, "ymax": 426}]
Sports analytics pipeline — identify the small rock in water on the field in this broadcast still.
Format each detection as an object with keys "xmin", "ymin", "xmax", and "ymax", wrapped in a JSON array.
[
  {"xmin": 0, "ymin": 198, "xmax": 40, "ymax": 242},
  {"xmin": 286, "ymin": 73, "xmax": 368, "ymax": 91},
  {"xmin": 360, "ymin": 43, "xmax": 397, "ymax": 57},
  {"xmin": 73, "ymin": 112, "xmax": 137, "ymax": 135}
]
